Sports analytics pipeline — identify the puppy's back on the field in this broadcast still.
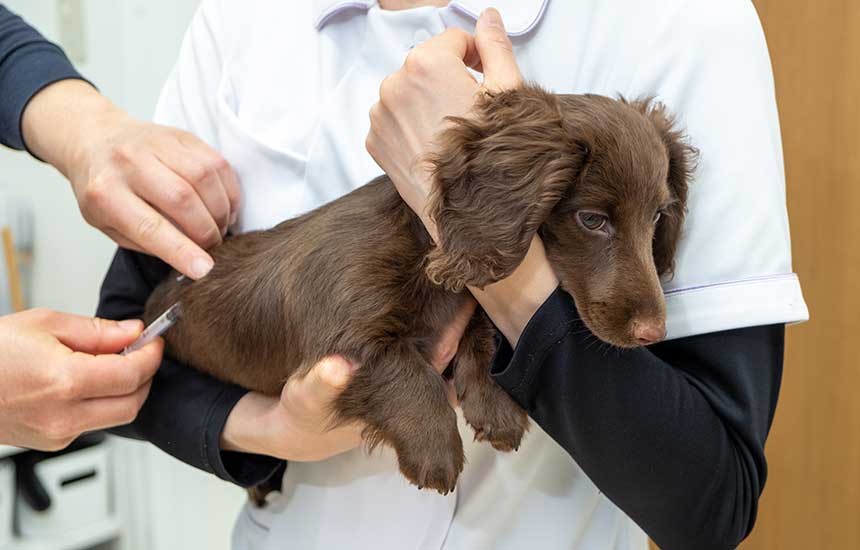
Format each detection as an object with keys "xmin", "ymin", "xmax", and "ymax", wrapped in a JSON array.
[{"xmin": 145, "ymin": 176, "xmax": 433, "ymax": 394}]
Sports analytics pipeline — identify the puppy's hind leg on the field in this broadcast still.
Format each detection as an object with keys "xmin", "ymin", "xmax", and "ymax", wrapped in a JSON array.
[
  {"xmin": 335, "ymin": 343, "xmax": 464, "ymax": 495},
  {"xmin": 454, "ymin": 311, "xmax": 529, "ymax": 452}
]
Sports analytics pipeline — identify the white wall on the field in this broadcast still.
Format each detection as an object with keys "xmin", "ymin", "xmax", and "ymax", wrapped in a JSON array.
[{"xmin": 0, "ymin": 2, "xmax": 246, "ymax": 549}]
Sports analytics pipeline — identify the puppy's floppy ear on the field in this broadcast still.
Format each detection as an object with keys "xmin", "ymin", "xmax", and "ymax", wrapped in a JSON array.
[
  {"xmin": 425, "ymin": 85, "xmax": 586, "ymax": 291},
  {"xmin": 632, "ymin": 98, "xmax": 698, "ymax": 277}
]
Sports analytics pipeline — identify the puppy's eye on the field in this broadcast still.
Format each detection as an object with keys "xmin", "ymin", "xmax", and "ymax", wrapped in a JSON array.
[
  {"xmin": 653, "ymin": 211, "xmax": 662, "ymax": 224},
  {"xmin": 577, "ymin": 211, "xmax": 608, "ymax": 232}
]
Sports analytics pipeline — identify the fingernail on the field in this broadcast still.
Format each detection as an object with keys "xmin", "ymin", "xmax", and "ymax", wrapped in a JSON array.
[
  {"xmin": 191, "ymin": 257, "xmax": 214, "ymax": 279},
  {"xmin": 229, "ymin": 211, "xmax": 238, "ymax": 226},
  {"xmin": 480, "ymin": 8, "xmax": 503, "ymax": 29},
  {"xmin": 119, "ymin": 319, "xmax": 142, "ymax": 332},
  {"xmin": 320, "ymin": 359, "xmax": 350, "ymax": 389},
  {"xmin": 331, "ymin": 356, "xmax": 359, "ymax": 373}
]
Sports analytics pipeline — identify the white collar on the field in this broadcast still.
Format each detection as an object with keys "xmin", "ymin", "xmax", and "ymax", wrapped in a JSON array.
[{"xmin": 314, "ymin": 0, "xmax": 549, "ymax": 36}]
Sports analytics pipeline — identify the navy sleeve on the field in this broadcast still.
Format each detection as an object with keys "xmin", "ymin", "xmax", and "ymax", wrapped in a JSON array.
[
  {"xmin": 97, "ymin": 248, "xmax": 283, "ymax": 488},
  {"xmin": 0, "ymin": 5, "xmax": 88, "ymax": 151},
  {"xmin": 491, "ymin": 287, "xmax": 783, "ymax": 550}
]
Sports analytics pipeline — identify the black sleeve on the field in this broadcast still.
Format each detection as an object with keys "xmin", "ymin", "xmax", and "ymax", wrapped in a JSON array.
[
  {"xmin": 0, "ymin": 5, "xmax": 89, "ymax": 151},
  {"xmin": 491, "ymin": 287, "xmax": 783, "ymax": 550},
  {"xmin": 97, "ymin": 248, "xmax": 283, "ymax": 488}
]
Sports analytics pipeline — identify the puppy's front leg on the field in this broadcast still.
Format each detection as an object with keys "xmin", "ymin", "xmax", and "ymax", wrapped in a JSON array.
[
  {"xmin": 454, "ymin": 311, "xmax": 529, "ymax": 452},
  {"xmin": 335, "ymin": 343, "xmax": 464, "ymax": 494}
]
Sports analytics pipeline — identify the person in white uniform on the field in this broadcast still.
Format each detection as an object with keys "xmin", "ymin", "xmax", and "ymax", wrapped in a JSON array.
[{"xmin": 96, "ymin": 1, "xmax": 809, "ymax": 549}]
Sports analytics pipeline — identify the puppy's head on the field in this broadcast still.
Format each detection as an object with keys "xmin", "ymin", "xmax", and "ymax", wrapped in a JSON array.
[{"xmin": 427, "ymin": 85, "xmax": 696, "ymax": 347}]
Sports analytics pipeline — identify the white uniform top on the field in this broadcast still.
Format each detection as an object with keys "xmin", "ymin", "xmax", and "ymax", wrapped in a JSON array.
[{"xmin": 154, "ymin": 1, "xmax": 809, "ymax": 549}]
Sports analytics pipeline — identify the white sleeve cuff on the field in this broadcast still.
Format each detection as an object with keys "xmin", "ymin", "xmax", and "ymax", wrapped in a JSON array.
[{"xmin": 664, "ymin": 273, "xmax": 808, "ymax": 340}]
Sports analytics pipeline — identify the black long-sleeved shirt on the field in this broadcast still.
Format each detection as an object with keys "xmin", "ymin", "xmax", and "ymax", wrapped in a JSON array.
[
  {"xmin": 97, "ymin": 247, "xmax": 783, "ymax": 550},
  {"xmin": 0, "ymin": 5, "xmax": 86, "ymax": 151},
  {"xmin": 492, "ymin": 291, "xmax": 782, "ymax": 550}
]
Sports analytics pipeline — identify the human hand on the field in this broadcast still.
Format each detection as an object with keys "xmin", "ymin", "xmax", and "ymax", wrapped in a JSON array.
[
  {"xmin": 220, "ymin": 298, "xmax": 477, "ymax": 460},
  {"xmin": 367, "ymin": 12, "xmax": 556, "ymax": 346},
  {"xmin": 0, "ymin": 309, "xmax": 163, "ymax": 451},
  {"xmin": 22, "ymin": 80, "xmax": 241, "ymax": 280},
  {"xmin": 366, "ymin": 8, "xmax": 523, "ymax": 239}
]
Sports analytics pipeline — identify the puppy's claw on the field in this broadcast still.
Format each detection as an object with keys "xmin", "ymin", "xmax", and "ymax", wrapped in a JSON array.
[
  {"xmin": 467, "ymin": 418, "xmax": 526, "ymax": 453},
  {"xmin": 397, "ymin": 438, "xmax": 464, "ymax": 496}
]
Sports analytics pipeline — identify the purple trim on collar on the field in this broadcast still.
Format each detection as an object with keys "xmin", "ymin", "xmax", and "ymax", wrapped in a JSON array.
[
  {"xmin": 314, "ymin": 1, "xmax": 549, "ymax": 37},
  {"xmin": 315, "ymin": 1, "xmax": 374, "ymax": 30},
  {"xmin": 447, "ymin": 0, "xmax": 549, "ymax": 37},
  {"xmin": 664, "ymin": 273, "xmax": 799, "ymax": 297}
]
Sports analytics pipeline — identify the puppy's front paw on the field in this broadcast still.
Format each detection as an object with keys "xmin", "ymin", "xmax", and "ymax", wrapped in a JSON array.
[
  {"xmin": 396, "ymin": 431, "xmax": 465, "ymax": 495},
  {"xmin": 461, "ymin": 384, "xmax": 529, "ymax": 452}
]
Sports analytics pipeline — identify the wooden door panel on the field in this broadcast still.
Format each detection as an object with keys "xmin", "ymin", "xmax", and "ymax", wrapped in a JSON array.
[
  {"xmin": 653, "ymin": 2, "xmax": 859, "ymax": 549},
  {"xmin": 745, "ymin": 1, "xmax": 860, "ymax": 547}
]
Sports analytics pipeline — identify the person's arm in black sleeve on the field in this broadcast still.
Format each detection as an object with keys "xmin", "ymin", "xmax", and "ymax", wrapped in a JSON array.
[
  {"xmin": 97, "ymin": 247, "xmax": 283, "ymax": 488},
  {"xmin": 491, "ymin": 287, "xmax": 783, "ymax": 550},
  {"xmin": 0, "ymin": 5, "xmax": 88, "ymax": 151}
]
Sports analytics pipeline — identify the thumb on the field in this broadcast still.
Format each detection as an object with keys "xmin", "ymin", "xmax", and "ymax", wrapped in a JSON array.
[
  {"xmin": 475, "ymin": 8, "xmax": 522, "ymax": 92},
  {"xmin": 303, "ymin": 356, "xmax": 357, "ymax": 404},
  {"xmin": 47, "ymin": 312, "xmax": 143, "ymax": 354}
]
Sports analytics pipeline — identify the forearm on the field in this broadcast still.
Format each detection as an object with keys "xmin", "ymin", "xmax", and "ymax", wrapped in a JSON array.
[
  {"xmin": 0, "ymin": 6, "xmax": 88, "ymax": 151},
  {"xmin": 221, "ymin": 356, "xmax": 365, "ymax": 463},
  {"xmin": 21, "ymin": 79, "xmax": 121, "ymax": 177},
  {"xmin": 468, "ymin": 237, "xmax": 557, "ymax": 346},
  {"xmin": 220, "ymin": 392, "xmax": 281, "ymax": 455},
  {"xmin": 490, "ymin": 288, "xmax": 782, "ymax": 550}
]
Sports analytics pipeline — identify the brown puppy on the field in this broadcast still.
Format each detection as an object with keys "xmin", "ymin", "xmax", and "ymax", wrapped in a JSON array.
[{"xmin": 145, "ymin": 84, "xmax": 696, "ymax": 498}]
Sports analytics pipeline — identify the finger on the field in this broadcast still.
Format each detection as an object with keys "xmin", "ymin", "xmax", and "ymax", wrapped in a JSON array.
[
  {"xmin": 108, "ymin": 192, "xmax": 214, "ymax": 279},
  {"xmin": 220, "ymin": 164, "xmax": 241, "ymax": 227},
  {"xmin": 75, "ymin": 380, "xmax": 153, "ymax": 433},
  {"xmin": 185, "ymin": 164, "xmax": 231, "ymax": 237},
  {"xmin": 68, "ymin": 339, "xmax": 163, "ymax": 398},
  {"xmin": 93, "ymin": 177, "xmax": 215, "ymax": 275},
  {"xmin": 414, "ymin": 28, "xmax": 480, "ymax": 69},
  {"xmin": 291, "ymin": 356, "xmax": 357, "ymax": 409},
  {"xmin": 133, "ymin": 156, "xmax": 223, "ymax": 249},
  {"xmin": 475, "ymin": 8, "xmax": 523, "ymax": 91},
  {"xmin": 45, "ymin": 312, "xmax": 143, "ymax": 354},
  {"xmin": 446, "ymin": 379, "xmax": 459, "ymax": 409},
  {"xmin": 177, "ymin": 133, "xmax": 242, "ymax": 225},
  {"xmin": 158, "ymin": 144, "xmax": 232, "ymax": 235},
  {"xmin": 101, "ymin": 227, "xmax": 145, "ymax": 253},
  {"xmin": 366, "ymin": 101, "xmax": 398, "ymax": 166},
  {"xmin": 431, "ymin": 299, "xmax": 478, "ymax": 373}
]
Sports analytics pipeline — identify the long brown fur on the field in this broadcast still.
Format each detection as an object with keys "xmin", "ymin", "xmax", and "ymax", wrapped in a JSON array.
[{"xmin": 145, "ymin": 84, "xmax": 697, "ymax": 502}]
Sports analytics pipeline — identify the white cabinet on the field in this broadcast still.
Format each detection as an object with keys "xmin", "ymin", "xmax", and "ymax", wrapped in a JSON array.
[{"xmin": 6, "ymin": 442, "xmax": 118, "ymax": 550}]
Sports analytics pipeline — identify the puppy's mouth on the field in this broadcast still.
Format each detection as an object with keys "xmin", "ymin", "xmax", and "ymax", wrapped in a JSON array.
[{"xmin": 579, "ymin": 302, "xmax": 665, "ymax": 349}]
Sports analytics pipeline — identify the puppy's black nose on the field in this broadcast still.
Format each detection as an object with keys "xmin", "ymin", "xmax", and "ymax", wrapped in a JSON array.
[{"xmin": 632, "ymin": 319, "xmax": 666, "ymax": 346}]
